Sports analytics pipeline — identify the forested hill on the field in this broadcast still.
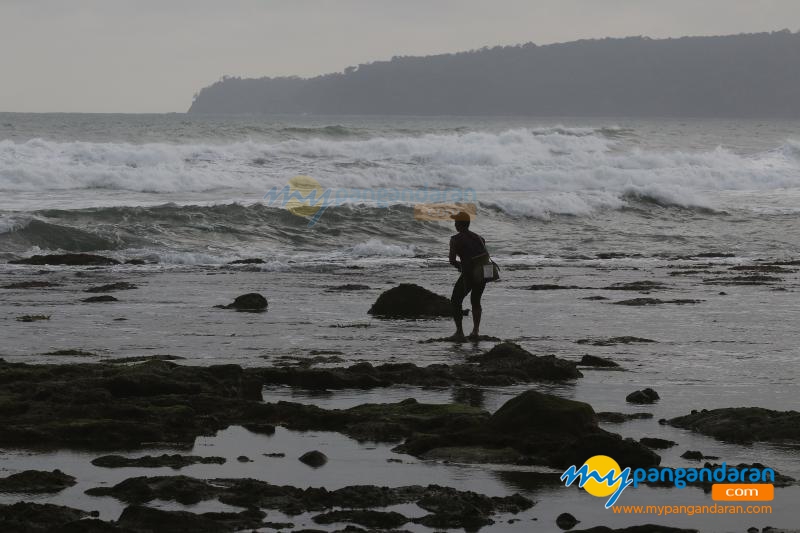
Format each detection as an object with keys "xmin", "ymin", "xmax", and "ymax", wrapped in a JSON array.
[{"xmin": 188, "ymin": 31, "xmax": 800, "ymax": 117}]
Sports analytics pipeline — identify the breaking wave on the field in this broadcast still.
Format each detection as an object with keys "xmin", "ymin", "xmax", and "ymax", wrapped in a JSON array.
[{"xmin": 1, "ymin": 129, "xmax": 798, "ymax": 206}]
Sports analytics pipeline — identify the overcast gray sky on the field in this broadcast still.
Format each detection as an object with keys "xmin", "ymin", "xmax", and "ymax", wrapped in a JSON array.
[{"xmin": 1, "ymin": 0, "xmax": 797, "ymax": 113}]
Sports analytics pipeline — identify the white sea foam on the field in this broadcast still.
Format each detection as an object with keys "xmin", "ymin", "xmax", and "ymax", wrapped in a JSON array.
[
  {"xmin": 0, "ymin": 215, "xmax": 32, "ymax": 234},
  {"xmin": 351, "ymin": 238, "xmax": 416, "ymax": 258},
  {"xmin": 2, "ymin": 130, "xmax": 799, "ymax": 217}
]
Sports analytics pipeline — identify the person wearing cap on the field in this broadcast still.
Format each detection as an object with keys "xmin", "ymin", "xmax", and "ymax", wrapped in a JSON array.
[{"xmin": 448, "ymin": 211, "xmax": 488, "ymax": 340}]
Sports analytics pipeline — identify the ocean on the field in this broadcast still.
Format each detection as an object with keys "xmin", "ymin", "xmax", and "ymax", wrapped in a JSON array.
[{"xmin": 0, "ymin": 113, "xmax": 798, "ymax": 531}]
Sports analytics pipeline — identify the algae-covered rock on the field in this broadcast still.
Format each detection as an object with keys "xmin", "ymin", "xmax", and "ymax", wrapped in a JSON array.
[
  {"xmin": 489, "ymin": 390, "xmax": 595, "ymax": 436},
  {"xmin": 596, "ymin": 412, "xmax": 653, "ymax": 423},
  {"xmin": 312, "ymin": 509, "xmax": 408, "ymax": 528},
  {"xmin": 91, "ymin": 454, "xmax": 226, "ymax": 469},
  {"xmin": 117, "ymin": 505, "xmax": 266, "ymax": 532},
  {"xmin": 668, "ymin": 407, "xmax": 800, "ymax": 443},
  {"xmin": 0, "ymin": 469, "xmax": 76, "ymax": 493},
  {"xmin": 86, "ymin": 476, "xmax": 532, "ymax": 525},
  {"xmin": 255, "ymin": 342, "xmax": 581, "ymax": 389},
  {"xmin": 368, "ymin": 283, "xmax": 451, "ymax": 318},
  {"xmin": 468, "ymin": 342, "xmax": 582, "ymax": 381},
  {"xmin": 399, "ymin": 389, "xmax": 660, "ymax": 469},
  {"xmin": 0, "ymin": 359, "xmax": 263, "ymax": 449},
  {"xmin": 0, "ymin": 502, "xmax": 87, "ymax": 531}
]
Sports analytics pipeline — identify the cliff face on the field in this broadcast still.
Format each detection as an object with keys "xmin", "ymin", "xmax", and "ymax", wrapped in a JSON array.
[{"xmin": 188, "ymin": 31, "xmax": 800, "ymax": 117}]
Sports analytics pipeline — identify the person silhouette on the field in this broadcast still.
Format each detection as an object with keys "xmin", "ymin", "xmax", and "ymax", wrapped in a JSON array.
[{"xmin": 448, "ymin": 211, "xmax": 488, "ymax": 340}]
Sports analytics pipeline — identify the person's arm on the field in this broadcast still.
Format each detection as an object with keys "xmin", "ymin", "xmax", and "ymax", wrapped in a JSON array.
[{"xmin": 449, "ymin": 237, "xmax": 461, "ymax": 271}]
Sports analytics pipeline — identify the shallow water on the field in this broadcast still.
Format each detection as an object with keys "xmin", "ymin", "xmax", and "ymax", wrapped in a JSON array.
[{"xmin": 0, "ymin": 257, "xmax": 798, "ymax": 531}]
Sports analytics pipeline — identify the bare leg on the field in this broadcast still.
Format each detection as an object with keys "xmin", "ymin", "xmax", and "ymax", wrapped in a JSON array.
[
  {"xmin": 451, "ymin": 276, "xmax": 470, "ymax": 340},
  {"xmin": 471, "ymin": 304, "xmax": 481, "ymax": 337},
  {"xmin": 468, "ymin": 282, "xmax": 485, "ymax": 338}
]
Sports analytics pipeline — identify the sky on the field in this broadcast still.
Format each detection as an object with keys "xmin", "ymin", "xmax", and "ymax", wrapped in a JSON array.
[{"xmin": 1, "ymin": 0, "xmax": 798, "ymax": 113}]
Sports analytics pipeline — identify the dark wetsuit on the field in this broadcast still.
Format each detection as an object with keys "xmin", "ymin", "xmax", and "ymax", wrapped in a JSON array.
[{"xmin": 449, "ymin": 230, "xmax": 487, "ymax": 322}]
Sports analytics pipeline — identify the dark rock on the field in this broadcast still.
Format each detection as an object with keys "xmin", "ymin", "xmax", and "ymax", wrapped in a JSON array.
[
  {"xmin": 85, "ymin": 282, "xmax": 137, "ymax": 293},
  {"xmin": 0, "ymin": 502, "xmax": 87, "ymax": 531},
  {"xmin": 571, "ymin": 526, "xmax": 698, "ymax": 533},
  {"xmin": 626, "ymin": 388, "xmax": 660, "ymax": 404},
  {"xmin": 2, "ymin": 280, "xmax": 59, "ymax": 289},
  {"xmin": 326, "ymin": 284, "xmax": 371, "ymax": 291},
  {"xmin": 125, "ymin": 258, "xmax": 147, "ymax": 265},
  {"xmin": 639, "ymin": 437, "xmax": 677, "ymax": 449},
  {"xmin": 10, "ymin": 253, "xmax": 120, "ymax": 266},
  {"xmin": 696, "ymin": 252, "xmax": 734, "ymax": 258},
  {"xmin": 577, "ymin": 336, "xmax": 656, "ymax": 346},
  {"xmin": 16, "ymin": 314, "xmax": 50, "ymax": 322},
  {"xmin": 604, "ymin": 281, "xmax": 667, "ymax": 291},
  {"xmin": 614, "ymin": 298, "xmax": 702, "ymax": 306},
  {"xmin": 43, "ymin": 349, "xmax": 96, "ymax": 356},
  {"xmin": 273, "ymin": 354, "xmax": 346, "ymax": 368},
  {"xmin": 0, "ymin": 359, "xmax": 612, "ymax": 471},
  {"xmin": 104, "ymin": 354, "xmax": 185, "ymax": 364},
  {"xmin": 680, "ymin": 450, "xmax": 705, "ymax": 461},
  {"xmin": 579, "ymin": 355, "xmax": 620, "ymax": 368},
  {"xmin": 705, "ymin": 274, "xmax": 783, "ymax": 285},
  {"xmin": 256, "ymin": 342, "xmax": 581, "ymax": 389},
  {"xmin": 368, "ymin": 283, "xmax": 452, "ymax": 318},
  {"xmin": 0, "ymin": 469, "xmax": 76, "ymax": 493},
  {"xmin": 82, "ymin": 295, "xmax": 118, "ymax": 303},
  {"xmin": 582, "ymin": 296, "xmax": 608, "ymax": 300},
  {"xmin": 412, "ymin": 486, "xmax": 532, "ymax": 530},
  {"xmin": 237, "ymin": 455, "xmax": 252, "ymax": 462},
  {"xmin": 87, "ymin": 477, "xmax": 532, "ymax": 525},
  {"xmin": 91, "ymin": 454, "xmax": 226, "ymax": 469},
  {"xmin": 313, "ymin": 510, "xmax": 408, "ymax": 528},
  {"xmin": 0, "ymin": 359, "xmax": 263, "ymax": 449},
  {"xmin": 420, "ymin": 334, "xmax": 501, "ymax": 343},
  {"xmin": 466, "ymin": 342, "xmax": 583, "ymax": 381},
  {"xmin": 242, "ymin": 423, "xmax": 276, "ymax": 435},
  {"xmin": 86, "ymin": 475, "xmax": 218, "ymax": 505},
  {"xmin": 490, "ymin": 390, "xmax": 595, "ymax": 435},
  {"xmin": 264, "ymin": 453, "xmax": 286, "ymax": 458},
  {"xmin": 527, "ymin": 284, "xmax": 583, "ymax": 290},
  {"xmin": 596, "ymin": 412, "xmax": 654, "ymax": 423},
  {"xmin": 117, "ymin": 504, "xmax": 266, "ymax": 532},
  {"xmin": 669, "ymin": 407, "xmax": 800, "ymax": 443},
  {"xmin": 730, "ymin": 265, "xmax": 795, "ymax": 273},
  {"xmin": 556, "ymin": 512, "xmax": 580, "ymax": 530},
  {"xmin": 596, "ymin": 252, "xmax": 634, "ymax": 259},
  {"xmin": 399, "ymin": 390, "xmax": 660, "ymax": 469},
  {"xmin": 308, "ymin": 350, "xmax": 344, "ymax": 355},
  {"xmin": 53, "ymin": 518, "xmax": 127, "ymax": 532},
  {"xmin": 228, "ymin": 258, "xmax": 265, "ymax": 264},
  {"xmin": 299, "ymin": 450, "xmax": 328, "ymax": 467},
  {"xmin": 217, "ymin": 292, "xmax": 268, "ymax": 312}
]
